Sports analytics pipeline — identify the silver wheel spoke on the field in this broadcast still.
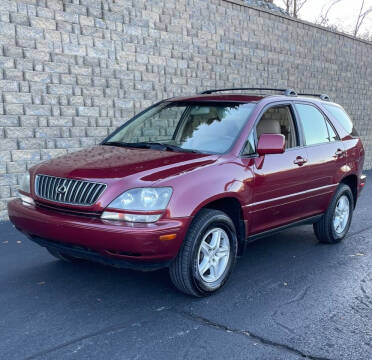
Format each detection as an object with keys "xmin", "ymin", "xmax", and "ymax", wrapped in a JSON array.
[
  {"xmin": 199, "ymin": 257, "xmax": 210, "ymax": 275},
  {"xmin": 200, "ymin": 242, "xmax": 211, "ymax": 255},
  {"xmin": 209, "ymin": 264, "xmax": 217, "ymax": 278},
  {"xmin": 210, "ymin": 230, "xmax": 221, "ymax": 249},
  {"xmin": 216, "ymin": 258, "xmax": 226, "ymax": 274},
  {"xmin": 333, "ymin": 195, "xmax": 350, "ymax": 234},
  {"xmin": 197, "ymin": 227, "xmax": 231, "ymax": 283},
  {"xmin": 335, "ymin": 220, "xmax": 341, "ymax": 231},
  {"xmin": 216, "ymin": 248, "xmax": 229, "ymax": 259}
]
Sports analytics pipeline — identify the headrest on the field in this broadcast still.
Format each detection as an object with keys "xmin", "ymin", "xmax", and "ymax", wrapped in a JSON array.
[{"xmin": 257, "ymin": 118, "xmax": 281, "ymax": 135}]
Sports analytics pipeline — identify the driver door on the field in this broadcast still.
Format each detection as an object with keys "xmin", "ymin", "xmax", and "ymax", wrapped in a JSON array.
[{"xmin": 247, "ymin": 103, "xmax": 312, "ymax": 235}]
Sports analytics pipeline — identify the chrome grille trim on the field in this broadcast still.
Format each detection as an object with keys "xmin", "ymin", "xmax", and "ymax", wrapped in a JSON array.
[{"xmin": 35, "ymin": 175, "xmax": 106, "ymax": 206}]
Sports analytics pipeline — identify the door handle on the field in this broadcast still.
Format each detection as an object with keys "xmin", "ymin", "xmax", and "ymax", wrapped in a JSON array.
[
  {"xmin": 334, "ymin": 149, "xmax": 344, "ymax": 158},
  {"xmin": 293, "ymin": 156, "xmax": 307, "ymax": 166}
]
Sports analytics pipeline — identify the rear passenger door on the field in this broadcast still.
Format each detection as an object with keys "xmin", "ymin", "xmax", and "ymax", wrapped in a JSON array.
[{"xmin": 294, "ymin": 102, "xmax": 346, "ymax": 214}]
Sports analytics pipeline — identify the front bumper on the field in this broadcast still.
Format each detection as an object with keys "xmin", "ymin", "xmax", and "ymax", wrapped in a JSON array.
[
  {"xmin": 360, "ymin": 174, "xmax": 367, "ymax": 191},
  {"xmin": 8, "ymin": 199, "xmax": 191, "ymax": 266}
]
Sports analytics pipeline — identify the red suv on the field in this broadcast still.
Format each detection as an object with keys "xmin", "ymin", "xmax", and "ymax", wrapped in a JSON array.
[{"xmin": 8, "ymin": 88, "xmax": 366, "ymax": 296}]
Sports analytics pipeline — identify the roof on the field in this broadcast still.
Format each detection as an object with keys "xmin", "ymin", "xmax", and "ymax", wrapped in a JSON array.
[{"xmin": 168, "ymin": 89, "xmax": 332, "ymax": 104}]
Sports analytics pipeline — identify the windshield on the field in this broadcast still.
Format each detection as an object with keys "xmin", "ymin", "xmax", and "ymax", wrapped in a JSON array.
[{"xmin": 104, "ymin": 101, "xmax": 256, "ymax": 154}]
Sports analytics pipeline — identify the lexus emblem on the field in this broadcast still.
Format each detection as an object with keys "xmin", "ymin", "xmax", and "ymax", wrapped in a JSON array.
[{"xmin": 56, "ymin": 185, "xmax": 67, "ymax": 194}]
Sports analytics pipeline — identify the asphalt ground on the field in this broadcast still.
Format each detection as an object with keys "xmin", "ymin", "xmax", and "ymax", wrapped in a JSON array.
[{"xmin": 0, "ymin": 171, "xmax": 371, "ymax": 360}]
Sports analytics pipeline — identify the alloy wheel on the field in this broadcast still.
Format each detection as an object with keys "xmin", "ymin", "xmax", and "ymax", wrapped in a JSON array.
[
  {"xmin": 197, "ymin": 227, "xmax": 230, "ymax": 283},
  {"xmin": 333, "ymin": 195, "xmax": 350, "ymax": 234}
]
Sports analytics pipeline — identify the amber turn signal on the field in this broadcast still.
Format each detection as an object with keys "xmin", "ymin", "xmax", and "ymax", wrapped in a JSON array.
[{"xmin": 159, "ymin": 234, "xmax": 177, "ymax": 241}]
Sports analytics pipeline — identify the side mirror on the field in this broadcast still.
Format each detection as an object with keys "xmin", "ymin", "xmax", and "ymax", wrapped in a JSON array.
[{"xmin": 256, "ymin": 134, "xmax": 285, "ymax": 156}]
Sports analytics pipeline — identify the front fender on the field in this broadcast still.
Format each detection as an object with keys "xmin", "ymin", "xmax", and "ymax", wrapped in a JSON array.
[{"xmin": 160, "ymin": 157, "xmax": 254, "ymax": 219}]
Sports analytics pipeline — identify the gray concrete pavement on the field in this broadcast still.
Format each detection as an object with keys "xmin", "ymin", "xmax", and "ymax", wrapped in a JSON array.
[{"xmin": 0, "ymin": 172, "xmax": 371, "ymax": 360}]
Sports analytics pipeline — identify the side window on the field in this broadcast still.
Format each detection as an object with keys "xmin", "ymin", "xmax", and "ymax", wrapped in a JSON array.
[
  {"xmin": 255, "ymin": 105, "xmax": 298, "ymax": 149},
  {"xmin": 242, "ymin": 132, "xmax": 256, "ymax": 155},
  {"xmin": 326, "ymin": 121, "xmax": 338, "ymax": 142},
  {"xmin": 323, "ymin": 104, "xmax": 358, "ymax": 136},
  {"xmin": 295, "ymin": 104, "xmax": 336, "ymax": 146}
]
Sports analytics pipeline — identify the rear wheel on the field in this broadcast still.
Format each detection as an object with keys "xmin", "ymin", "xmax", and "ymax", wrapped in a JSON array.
[
  {"xmin": 313, "ymin": 183, "xmax": 354, "ymax": 244},
  {"xmin": 46, "ymin": 248, "xmax": 82, "ymax": 263},
  {"xmin": 169, "ymin": 209, "xmax": 238, "ymax": 297}
]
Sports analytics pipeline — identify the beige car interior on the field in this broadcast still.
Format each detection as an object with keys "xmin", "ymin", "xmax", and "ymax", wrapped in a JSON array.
[
  {"xmin": 256, "ymin": 106, "xmax": 297, "ymax": 148},
  {"xmin": 180, "ymin": 107, "xmax": 223, "ymax": 141}
]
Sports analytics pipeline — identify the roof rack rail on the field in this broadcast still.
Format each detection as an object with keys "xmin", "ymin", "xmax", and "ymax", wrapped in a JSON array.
[
  {"xmin": 298, "ymin": 93, "xmax": 331, "ymax": 101},
  {"xmin": 200, "ymin": 88, "xmax": 297, "ymax": 96}
]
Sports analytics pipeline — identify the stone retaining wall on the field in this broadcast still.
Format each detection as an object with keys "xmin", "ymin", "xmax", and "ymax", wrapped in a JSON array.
[{"xmin": 0, "ymin": 0, "xmax": 371, "ymax": 219}]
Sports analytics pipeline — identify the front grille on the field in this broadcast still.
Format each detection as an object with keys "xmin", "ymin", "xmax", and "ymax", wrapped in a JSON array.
[{"xmin": 35, "ymin": 175, "xmax": 106, "ymax": 206}]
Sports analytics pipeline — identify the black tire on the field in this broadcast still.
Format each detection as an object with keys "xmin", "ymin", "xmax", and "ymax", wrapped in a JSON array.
[
  {"xmin": 47, "ymin": 248, "xmax": 82, "ymax": 263},
  {"xmin": 313, "ymin": 183, "xmax": 354, "ymax": 244},
  {"xmin": 169, "ymin": 208, "xmax": 238, "ymax": 297}
]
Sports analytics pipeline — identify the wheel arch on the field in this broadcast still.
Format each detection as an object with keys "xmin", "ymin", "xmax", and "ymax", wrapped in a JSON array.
[
  {"xmin": 192, "ymin": 196, "xmax": 246, "ymax": 254},
  {"xmin": 340, "ymin": 174, "xmax": 358, "ymax": 208}
]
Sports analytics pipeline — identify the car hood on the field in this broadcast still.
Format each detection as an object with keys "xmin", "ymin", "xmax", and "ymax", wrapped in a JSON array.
[{"xmin": 32, "ymin": 145, "xmax": 219, "ymax": 187}]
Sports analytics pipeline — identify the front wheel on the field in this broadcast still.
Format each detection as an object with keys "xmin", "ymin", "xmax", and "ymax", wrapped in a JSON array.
[
  {"xmin": 169, "ymin": 209, "xmax": 238, "ymax": 297},
  {"xmin": 313, "ymin": 183, "xmax": 354, "ymax": 244}
]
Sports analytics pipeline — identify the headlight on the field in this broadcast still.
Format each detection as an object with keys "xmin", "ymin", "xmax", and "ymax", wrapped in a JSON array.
[
  {"xmin": 101, "ymin": 187, "xmax": 172, "ymax": 223},
  {"xmin": 19, "ymin": 172, "xmax": 31, "ymax": 194},
  {"xmin": 107, "ymin": 187, "xmax": 172, "ymax": 211}
]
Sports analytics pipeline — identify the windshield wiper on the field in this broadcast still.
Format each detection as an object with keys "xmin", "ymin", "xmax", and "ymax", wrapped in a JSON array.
[
  {"xmin": 165, "ymin": 145, "xmax": 202, "ymax": 154},
  {"xmin": 136, "ymin": 142, "xmax": 202, "ymax": 154},
  {"xmin": 103, "ymin": 141, "xmax": 202, "ymax": 154},
  {"xmin": 102, "ymin": 141, "xmax": 152, "ymax": 149}
]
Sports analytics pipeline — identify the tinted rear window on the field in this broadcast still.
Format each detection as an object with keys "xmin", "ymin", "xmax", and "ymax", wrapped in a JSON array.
[{"xmin": 324, "ymin": 104, "xmax": 358, "ymax": 136}]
